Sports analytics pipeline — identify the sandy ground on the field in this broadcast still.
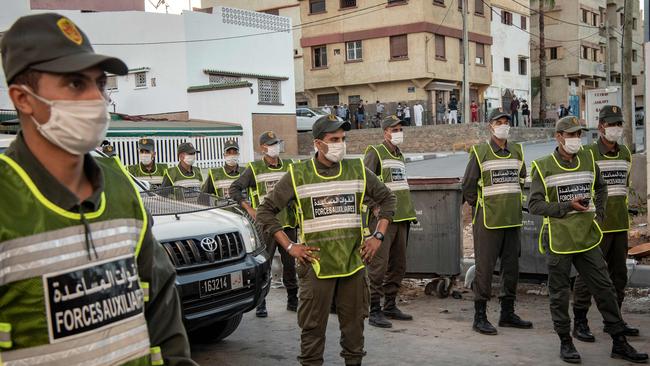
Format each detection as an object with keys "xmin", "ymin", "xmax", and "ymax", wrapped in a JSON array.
[{"xmin": 191, "ymin": 282, "xmax": 649, "ymax": 366}]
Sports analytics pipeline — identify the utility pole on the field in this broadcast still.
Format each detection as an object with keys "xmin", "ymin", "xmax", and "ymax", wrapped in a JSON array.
[
  {"xmin": 604, "ymin": 17, "xmax": 610, "ymax": 87},
  {"xmin": 462, "ymin": 0, "xmax": 470, "ymax": 123},
  {"xmin": 538, "ymin": 0, "xmax": 547, "ymax": 124},
  {"xmin": 622, "ymin": 0, "xmax": 634, "ymax": 150}
]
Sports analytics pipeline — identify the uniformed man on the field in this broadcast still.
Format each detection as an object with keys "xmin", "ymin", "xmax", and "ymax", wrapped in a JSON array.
[
  {"xmin": 572, "ymin": 105, "xmax": 640, "ymax": 342},
  {"xmin": 202, "ymin": 138, "xmax": 242, "ymax": 199},
  {"xmin": 0, "ymin": 13, "xmax": 195, "ymax": 365},
  {"xmin": 364, "ymin": 115, "xmax": 416, "ymax": 328},
  {"xmin": 462, "ymin": 109, "xmax": 532, "ymax": 335},
  {"xmin": 528, "ymin": 116, "xmax": 647, "ymax": 363},
  {"xmin": 256, "ymin": 115, "xmax": 396, "ymax": 366},
  {"xmin": 161, "ymin": 142, "xmax": 203, "ymax": 189},
  {"xmin": 100, "ymin": 140, "xmax": 116, "ymax": 157},
  {"xmin": 229, "ymin": 131, "xmax": 298, "ymax": 317},
  {"xmin": 127, "ymin": 138, "xmax": 167, "ymax": 188}
]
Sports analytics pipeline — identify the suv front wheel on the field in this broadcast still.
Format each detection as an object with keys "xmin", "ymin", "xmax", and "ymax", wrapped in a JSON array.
[{"xmin": 190, "ymin": 313, "xmax": 243, "ymax": 343}]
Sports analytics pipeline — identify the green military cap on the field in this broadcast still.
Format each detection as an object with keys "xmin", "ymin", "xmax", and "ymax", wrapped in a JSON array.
[
  {"xmin": 381, "ymin": 115, "xmax": 402, "ymax": 130},
  {"xmin": 555, "ymin": 116, "xmax": 587, "ymax": 133},
  {"xmin": 178, "ymin": 142, "xmax": 199, "ymax": 154},
  {"xmin": 259, "ymin": 131, "xmax": 280, "ymax": 145},
  {"xmin": 1, "ymin": 13, "xmax": 128, "ymax": 83},
  {"xmin": 101, "ymin": 144, "xmax": 116, "ymax": 157},
  {"xmin": 599, "ymin": 105, "xmax": 624, "ymax": 124},
  {"xmin": 488, "ymin": 109, "xmax": 511, "ymax": 122},
  {"xmin": 138, "ymin": 138, "xmax": 155, "ymax": 152},
  {"xmin": 224, "ymin": 138, "xmax": 239, "ymax": 152},
  {"xmin": 312, "ymin": 114, "xmax": 351, "ymax": 140}
]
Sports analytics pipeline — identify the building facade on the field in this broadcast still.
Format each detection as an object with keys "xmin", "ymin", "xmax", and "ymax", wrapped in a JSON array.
[
  {"xmin": 299, "ymin": 0, "xmax": 493, "ymax": 124},
  {"xmin": 484, "ymin": 0, "xmax": 531, "ymax": 118},
  {"xmin": 0, "ymin": 3, "xmax": 298, "ymax": 159},
  {"xmin": 200, "ymin": 0, "xmax": 307, "ymax": 104},
  {"xmin": 530, "ymin": 0, "xmax": 644, "ymax": 122}
]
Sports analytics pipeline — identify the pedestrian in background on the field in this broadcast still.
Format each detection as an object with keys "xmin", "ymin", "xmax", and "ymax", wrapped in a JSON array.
[
  {"xmin": 376, "ymin": 100, "xmax": 385, "ymax": 119},
  {"xmin": 413, "ymin": 101, "xmax": 424, "ymax": 126},
  {"xmin": 521, "ymin": 100, "xmax": 530, "ymax": 127},
  {"xmin": 403, "ymin": 104, "xmax": 411, "ymax": 126},
  {"xmin": 357, "ymin": 100, "xmax": 366, "ymax": 128},
  {"xmin": 344, "ymin": 104, "xmax": 351, "ymax": 122},
  {"xmin": 448, "ymin": 97, "xmax": 458, "ymax": 124},
  {"xmin": 528, "ymin": 116, "xmax": 648, "ymax": 364},
  {"xmin": 510, "ymin": 98, "xmax": 520, "ymax": 127},
  {"xmin": 396, "ymin": 102, "xmax": 403, "ymax": 121},
  {"xmin": 323, "ymin": 104, "xmax": 332, "ymax": 115},
  {"xmin": 462, "ymin": 109, "xmax": 532, "ymax": 336},
  {"xmin": 436, "ymin": 99, "xmax": 446, "ymax": 124},
  {"xmin": 470, "ymin": 100, "xmax": 479, "ymax": 123}
]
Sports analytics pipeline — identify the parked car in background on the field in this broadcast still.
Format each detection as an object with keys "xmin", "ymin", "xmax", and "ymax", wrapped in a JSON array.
[
  {"xmin": 0, "ymin": 133, "xmax": 16, "ymax": 154},
  {"xmin": 296, "ymin": 107, "xmax": 343, "ymax": 131}
]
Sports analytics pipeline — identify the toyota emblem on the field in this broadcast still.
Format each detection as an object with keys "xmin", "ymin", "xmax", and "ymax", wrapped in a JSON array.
[{"xmin": 200, "ymin": 237, "xmax": 218, "ymax": 252}]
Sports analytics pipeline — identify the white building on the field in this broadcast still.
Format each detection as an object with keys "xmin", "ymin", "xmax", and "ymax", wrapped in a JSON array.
[
  {"xmin": 0, "ymin": 2, "xmax": 298, "ymax": 163},
  {"xmin": 484, "ymin": 0, "xmax": 531, "ymax": 123}
]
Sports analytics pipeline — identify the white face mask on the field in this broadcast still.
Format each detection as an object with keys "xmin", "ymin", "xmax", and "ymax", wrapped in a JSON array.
[
  {"xmin": 492, "ymin": 125, "xmax": 510, "ymax": 140},
  {"xmin": 323, "ymin": 141, "xmax": 346, "ymax": 163},
  {"xmin": 183, "ymin": 154, "xmax": 196, "ymax": 166},
  {"xmin": 23, "ymin": 86, "xmax": 109, "ymax": 155},
  {"xmin": 562, "ymin": 137, "xmax": 582, "ymax": 154},
  {"xmin": 139, "ymin": 153, "xmax": 153, "ymax": 165},
  {"xmin": 265, "ymin": 144, "xmax": 280, "ymax": 158},
  {"xmin": 390, "ymin": 131, "xmax": 404, "ymax": 146},
  {"xmin": 225, "ymin": 154, "xmax": 239, "ymax": 167},
  {"xmin": 604, "ymin": 126, "xmax": 623, "ymax": 143}
]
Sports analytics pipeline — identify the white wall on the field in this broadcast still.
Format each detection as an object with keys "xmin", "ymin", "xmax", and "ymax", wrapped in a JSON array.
[
  {"xmin": 188, "ymin": 87, "xmax": 254, "ymax": 162},
  {"xmin": 488, "ymin": 6, "xmax": 531, "ymax": 104}
]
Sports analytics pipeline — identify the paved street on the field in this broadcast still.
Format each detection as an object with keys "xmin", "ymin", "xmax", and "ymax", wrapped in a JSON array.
[{"xmin": 191, "ymin": 286, "xmax": 649, "ymax": 366}]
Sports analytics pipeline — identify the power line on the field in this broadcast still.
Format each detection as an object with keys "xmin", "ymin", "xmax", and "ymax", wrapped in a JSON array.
[{"xmin": 94, "ymin": 1, "xmax": 390, "ymax": 46}]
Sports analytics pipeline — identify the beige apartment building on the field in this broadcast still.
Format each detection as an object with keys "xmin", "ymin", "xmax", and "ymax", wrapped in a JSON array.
[
  {"xmin": 299, "ymin": 0, "xmax": 493, "ymax": 123},
  {"xmin": 531, "ymin": 0, "xmax": 644, "ymax": 120}
]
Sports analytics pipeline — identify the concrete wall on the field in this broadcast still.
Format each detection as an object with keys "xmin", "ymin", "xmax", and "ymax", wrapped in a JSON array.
[
  {"xmin": 297, "ymin": 125, "xmax": 556, "ymax": 155},
  {"xmin": 629, "ymin": 153, "xmax": 647, "ymax": 209}
]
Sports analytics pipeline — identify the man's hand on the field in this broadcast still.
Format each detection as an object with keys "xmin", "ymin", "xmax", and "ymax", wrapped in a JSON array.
[
  {"xmin": 288, "ymin": 243, "xmax": 320, "ymax": 265},
  {"xmin": 245, "ymin": 206, "xmax": 257, "ymax": 220},
  {"xmin": 570, "ymin": 197, "xmax": 589, "ymax": 212},
  {"xmin": 361, "ymin": 237, "xmax": 381, "ymax": 264}
]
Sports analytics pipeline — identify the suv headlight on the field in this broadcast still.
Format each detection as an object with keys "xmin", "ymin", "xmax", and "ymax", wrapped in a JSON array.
[{"xmin": 240, "ymin": 216, "xmax": 264, "ymax": 253}]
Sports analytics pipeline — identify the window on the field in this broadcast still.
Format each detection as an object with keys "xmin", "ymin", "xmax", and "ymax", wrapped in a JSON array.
[
  {"xmin": 592, "ymin": 48, "xmax": 598, "ymax": 61},
  {"xmin": 545, "ymin": 78, "xmax": 551, "ymax": 87},
  {"xmin": 549, "ymin": 47, "xmax": 558, "ymax": 60},
  {"xmin": 309, "ymin": 0, "xmax": 325, "ymax": 13},
  {"xmin": 135, "ymin": 72, "xmax": 147, "ymax": 88},
  {"xmin": 312, "ymin": 45, "xmax": 327, "ymax": 68},
  {"xmin": 346, "ymin": 40, "xmax": 362, "ymax": 61},
  {"xmin": 633, "ymin": 49, "xmax": 638, "ymax": 62},
  {"xmin": 435, "ymin": 34, "xmax": 446, "ymax": 59},
  {"xmin": 620, "ymin": 13, "xmax": 624, "ymax": 26},
  {"xmin": 433, "ymin": 0, "xmax": 444, "ymax": 5},
  {"xmin": 585, "ymin": 79, "xmax": 595, "ymax": 87},
  {"xmin": 501, "ymin": 10, "xmax": 512, "ymax": 25},
  {"xmin": 581, "ymin": 9, "xmax": 588, "ymax": 23},
  {"xmin": 592, "ymin": 13, "xmax": 597, "ymax": 26},
  {"xmin": 504, "ymin": 57, "xmax": 510, "ymax": 72},
  {"xmin": 521, "ymin": 15, "xmax": 527, "ymax": 30},
  {"xmin": 474, "ymin": 0, "xmax": 483, "ymax": 15},
  {"xmin": 633, "ymin": 18, "xmax": 637, "ymax": 30},
  {"xmin": 633, "ymin": 77, "xmax": 638, "ymax": 85},
  {"xmin": 340, "ymin": 0, "xmax": 356, "ymax": 8},
  {"xmin": 390, "ymin": 34, "xmax": 408, "ymax": 59},
  {"xmin": 475, "ymin": 43, "xmax": 485, "ymax": 65},
  {"xmin": 209, "ymin": 74, "xmax": 240, "ymax": 84},
  {"xmin": 258, "ymin": 79, "xmax": 281, "ymax": 104},
  {"xmin": 518, "ymin": 58, "xmax": 527, "ymax": 75},
  {"xmin": 106, "ymin": 76, "xmax": 118, "ymax": 90},
  {"xmin": 581, "ymin": 46, "xmax": 588, "ymax": 60},
  {"xmin": 317, "ymin": 93, "xmax": 339, "ymax": 106},
  {"xmin": 388, "ymin": 0, "xmax": 407, "ymax": 4}
]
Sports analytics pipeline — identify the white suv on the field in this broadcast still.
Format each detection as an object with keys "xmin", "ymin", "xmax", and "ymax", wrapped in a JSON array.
[{"xmin": 296, "ymin": 107, "xmax": 343, "ymax": 131}]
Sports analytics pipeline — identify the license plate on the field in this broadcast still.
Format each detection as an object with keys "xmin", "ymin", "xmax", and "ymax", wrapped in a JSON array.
[{"xmin": 199, "ymin": 272, "xmax": 243, "ymax": 298}]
